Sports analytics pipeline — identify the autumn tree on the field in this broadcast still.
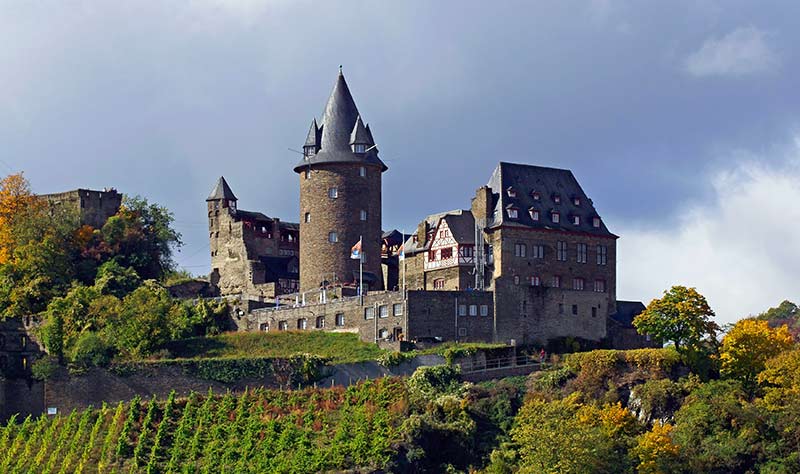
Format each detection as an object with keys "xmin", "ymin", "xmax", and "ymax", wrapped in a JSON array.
[
  {"xmin": 630, "ymin": 422, "xmax": 680, "ymax": 474},
  {"xmin": 634, "ymin": 286, "xmax": 719, "ymax": 351},
  {"xmin": 719, "ymin": 319, "xmax": 794, "ymax": 396},
  {"xmin": 0, "ymin": 173, "xmax": 41, "ymax": 263}
]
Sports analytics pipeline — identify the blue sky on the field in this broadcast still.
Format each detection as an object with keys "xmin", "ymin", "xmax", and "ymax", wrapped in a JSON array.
[{"xmin": 3, "ymin": 1, "xmax": 798, "ymax": 323}]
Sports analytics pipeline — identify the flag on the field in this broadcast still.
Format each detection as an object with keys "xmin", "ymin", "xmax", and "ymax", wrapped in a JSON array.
[
  {"xmin": 398, "ymin": 244, "xmax": 405, "ymax": 261},
  {"xmin": 350, "ymin": 238, "xmax": 362, "ymax": 260}
]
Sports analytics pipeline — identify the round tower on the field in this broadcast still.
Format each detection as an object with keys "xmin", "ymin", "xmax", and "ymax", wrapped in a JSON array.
[{"xmin": 294, "ymin": 70, "xmax": 387, "ymax": 293}]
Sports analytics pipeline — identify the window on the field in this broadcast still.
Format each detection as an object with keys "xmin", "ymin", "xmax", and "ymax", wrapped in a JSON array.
[
  {"xmin": 529, "ymin": 208, "xmax": 540, "ymax": 221},
  {"xmin": 314, "ymin": 316, "xmax": 324, "ymax": 329},
  {"xmin": 278, "ymin": 321, "xmax": 288, "ymax": 331},
  {"xmin": 458, "ymin": 327, "xmax": 467, "ymax": 337},
  {"xmin": 530, "ymin": 275, "xmax": 541, "ymax": 286},
  {"xmin": 531, "ymin": 244, "xmax": 544, "ymax": 259},
  {"xmin": 359, "ymin": 166, "xmax": 367, "ymax": 177},
  {"xmin": 572, "ymin": 215, "xmax": 581, "ymax": 226},
  {"xmin": 596, "ymin": 245, "xmax": 607, "ymax": 265},
  {"xmin": 532, "ymin": 191, "xmax": 541, "ymax": 201},
  {"xmin": 360, "ymin": 209, "xmax": 367, "ymax": 221},
  {"xmin": 297, "ymin": 318, "xmax": 307, "ymax": 330},
  {"xmin": 557, "ymin": 241, "xmax": 568, "ymax": 261},
  {"xmin": 305, "ymin": 169, "xmax": 311, "ymax": 179},
  {"xmin": 259, "ymin": 322, "xmax": 269, "ymax": 331},
  {"xmin": 20, "ymin": 335, "xmax": 26, "ymax": 348},
  {"xmin": 379, "ymin": 305, "xmax": 389, "ymax": 318},
  {"xmin": 513, "ymin": 275, "xmax": 520, "ymax": 285},
  {"xmin": 441, "ymin": 247, "xmax": 453, "ymax": 259},
  {"xmin": 507, "ymin": 207, "xmax": 519, "ymax": 219},
  {"xmin": 393, "ymin": 303, "xmax": 403, "ymax": 316},
  {"xmin": 364, "ymin": 307, "xmax": 375, "ymax": 319},
  {"xmin": 572, "ymin": 304, "xmax": 578, "ymax": 315},
  {"xmin": 551, "ymin": 211, "xmax": 560, "ymax": 223},
  {"xmin": 594, "ymin": 279, "xmax": 606, "ymax": 292},
  {"xmin": 459, "ymin": 246, "xmax": 474, "ymax": 257},
  {"xmin": 480, "ymin": 304, "xmax": 489, "ymax": 316},
  {"xmin": 553, "ymin": 194, "xmax": 561, "ymax": 204},
  {"xmin": 378, "ymin": 328, "xmax": 389, "ymax": 339},
  {"xmin": 335, "ymin": 313, "xmax": 345, "ymax": 326},
  {"xmin": 592, "ymin": 307, "xmax": 598, "ymax": 318},
  {"xmin": 434, "ymin": 279, "xmax": 445, "ymax": 290},
  {"xmin": 304, "ymin": 145, "xmax": 315, "ymax": 157},
  {"xmin": 507, "ymin": 186, "xmax": 517, "ymax": 197},
  {"xmin": 354, "ymin": 143, "xmax": 366, "ymax": 153},
  {"xmin": 593, "ymin": 217, "xmax": 601, "ymax": 228},
  {"xmin": 514, "ymin": 243, "xmax": 527, "ymax": 257},
  {"xmin": 576, "ymin": 243, "xmax": 587, "ymax": 263},
  {"xmin": 459, "ymin": 304, "xmax": 467, "ymax": 316},
  {"xmin": 428, "ymin": 249, "xmax": 437, "ymax": 261},
  {"xmin": 573, "ymin": 277, "xmax": 585, "ymax": 291},
  {"xmin": 573, "ymin": 196, "xmax": 581, "ymax": 206},
  {"xmin": 328, "ymin": 187, "xmax": 338, "ymax": 199},
  {"xmin": 328, "ymin": 232, "xmax": 338, "ymax": 243},
  {"xmin": 469, "ymin": 304, "xmax": 478, "ymax": 316},
  {"xmin": 552, "ymin": 275, "xmax": 561, "ymax": 288},
  {"xmin": 304, "ymin": 212, "xmax": 311, "ymax": 223}
]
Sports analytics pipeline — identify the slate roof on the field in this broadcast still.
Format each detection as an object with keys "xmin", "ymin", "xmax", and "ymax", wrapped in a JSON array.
[
  {"xmin": 487, "ymin": 162, "xmax": 616, "ymax": 238},
  {"xmin": 304, "ymin": 119, "xmax": 320, "ymax": 147},
  {"xmin": 206, "ymin": 176, "xmax": 237, "ymax": 201},
  {"xmin": 294, "ymin": 70, "xmax": 387, "ymax": 173},
  {"xmin": 235, "ymin": 210, "xmax": 271, "ymax": 222},
  {"xmin": 401, "ymin": 209, "xmax": 475, "ymax": 254},
  {"xmin": 609, "ymin": 300, "xmax": 646, "ymax": 327}
]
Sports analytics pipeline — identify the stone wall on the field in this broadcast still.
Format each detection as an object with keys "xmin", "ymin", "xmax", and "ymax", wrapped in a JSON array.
[
  {"xmin": 41, "ymin": 189, "xmax": 122, "ymax": 229},
  {"xmin": 406, "ymin": 290, "xmax": 495, "ymax": 342}
]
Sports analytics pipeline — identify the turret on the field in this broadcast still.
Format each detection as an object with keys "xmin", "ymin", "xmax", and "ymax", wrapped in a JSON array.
[{"xmin": 295, "ymin": 69, "xmax": 387, "ymax": 292}]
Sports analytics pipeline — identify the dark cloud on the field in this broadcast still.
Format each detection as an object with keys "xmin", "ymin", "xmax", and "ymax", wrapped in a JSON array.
[{"xmin": 3, "ymin": 0, "xmax": 799, "ymax": 290}]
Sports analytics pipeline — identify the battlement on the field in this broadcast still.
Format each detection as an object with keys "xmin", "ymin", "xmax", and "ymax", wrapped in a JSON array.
[{"xmin": 40, "ymin": 188, "xmax": 122, "ymax": 229}]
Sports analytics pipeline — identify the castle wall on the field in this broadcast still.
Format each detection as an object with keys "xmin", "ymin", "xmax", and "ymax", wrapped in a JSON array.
[
  {"xmin": 299, "ymin": 163, "xmax": 383, "ymax": 292},
  {"xmin": 406, "ymin": 290, "xmax": 494, "ymax": 343},
  {"xmin": 41, "ymin": 189, "xmax": 122, "ymax": 229}
]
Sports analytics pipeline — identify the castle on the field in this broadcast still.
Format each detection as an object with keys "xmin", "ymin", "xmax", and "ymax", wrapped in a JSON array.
[{"xmin": 208, "ymin": 69, "xmax": 650, "ymax": 349}]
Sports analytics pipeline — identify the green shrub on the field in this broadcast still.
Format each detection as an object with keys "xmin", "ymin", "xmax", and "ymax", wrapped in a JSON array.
[
  {"xmin": 69, "ymin": 332, "xmax": 112, "ymax": 368},
  {"xmin": 407, "ymin": 365, "xmax": 464, "ymax": 406},
  {"xmin": 532, "ymin": 366, "xmax": 575, "ymax": 392},
  {"xmin": 31, "ymin": 355, "xmax": 60, "ymax": 380}
]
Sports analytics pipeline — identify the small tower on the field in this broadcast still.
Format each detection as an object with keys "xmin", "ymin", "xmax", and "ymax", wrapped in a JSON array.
[
  {"xmin": 295, "ymin": 70, "xmax": 387, "ymax": 292},
  {"xmin": 206, "ymin": 176, "xmax": 238, "ymax": 289}
]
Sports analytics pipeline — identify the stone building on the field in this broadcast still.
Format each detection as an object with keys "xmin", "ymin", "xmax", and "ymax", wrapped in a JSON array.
[
  {"xmin": 207, "ymin": 177, "xmax": 300, "ymax": 300},
  {"xmin": 208, "ymin": 69, "xmax": 648, "ymax": 349},
  {"xmin": 295, "ymin": 69, "xmax": 386, "ymax": 293},
  {"xmin": 40, "ymin": 188, "xmax": 122, "ymax": 228}
]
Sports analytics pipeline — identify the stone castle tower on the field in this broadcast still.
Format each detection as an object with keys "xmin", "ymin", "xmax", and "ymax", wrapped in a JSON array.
[
  {"xmin": 206, "ymin": 176, "xmax": 240, "ymax": 293},
  {"xmin": 294, "ymin": 70, "xmax": 387, "ymax": 292}
]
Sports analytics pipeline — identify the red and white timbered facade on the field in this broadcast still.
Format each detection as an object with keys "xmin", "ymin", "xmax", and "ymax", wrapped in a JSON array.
[{"xmin": 423, "ymin": 220, "xmax": 475, "ymax": 271}]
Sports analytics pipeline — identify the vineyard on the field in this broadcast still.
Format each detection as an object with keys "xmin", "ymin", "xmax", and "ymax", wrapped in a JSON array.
[{"xmin": 0, "ymin": 378, "xmax": 407, "ymax": 473}]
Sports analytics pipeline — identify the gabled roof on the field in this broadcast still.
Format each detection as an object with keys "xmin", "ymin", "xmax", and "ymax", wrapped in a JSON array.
[
  {"xmin": 206, "ymin": 176, "xmax": 237, "ymax": 201},
  {"xmin": 350, "ymin": 115, "xmax": 372, "ymax": 145},
  {"xmin": 294, "ymin": 70, "xmax": 387, "ymax": 173},
  {"xmin": 487, "ymin": 162, "xmax": 616, "ymax": 238}
]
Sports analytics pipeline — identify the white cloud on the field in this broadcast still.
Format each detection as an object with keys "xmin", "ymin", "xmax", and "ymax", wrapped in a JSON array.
[
  {"xmin": 685, "ymin": 26, "xmax": 779, "ymax": 77},
  {"xmin": 617, "ymin": 137, "xmax": 800, "ymax": 325}
]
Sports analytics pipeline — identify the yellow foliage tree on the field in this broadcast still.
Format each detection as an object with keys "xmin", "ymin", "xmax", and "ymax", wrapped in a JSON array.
[
  {"xmin": 757, "ymin": 348, "xmax": 800, "ymax": 411},
  {"xmin": 719, "ymin": 319, "xmax": 794, "ymax": 395},
  {"xmin": 0, "ymin": 173, "xmax": 40, "ymax": 264},
  {"xmin": 631, "ymin": 422, "xmax": 680, "ymax": 474}
]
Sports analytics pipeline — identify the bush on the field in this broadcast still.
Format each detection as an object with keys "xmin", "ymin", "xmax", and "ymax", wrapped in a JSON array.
[
  {"xmin": 532, "ymin": 366, "xmax": 575, "ymax": 392},
  {"xmin": 69, "ymin": 332, "xmax": 112, "ymax": 368},
  {"xmin": 31, "ymin": 355, "xmax": 60, "ymax": 380},
  {"xmin": 407, "ymin": 365, "xmax": 464, "ymax": 406}
]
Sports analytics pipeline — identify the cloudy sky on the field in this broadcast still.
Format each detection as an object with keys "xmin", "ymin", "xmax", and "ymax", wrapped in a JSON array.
[{"xmin": 2, "ymin": 1, "xmax": 798, "ymax": 324}]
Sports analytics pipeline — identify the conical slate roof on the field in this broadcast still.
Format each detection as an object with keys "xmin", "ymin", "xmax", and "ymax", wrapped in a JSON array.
[
  {"xmin": 294, "ymin": 70, "xmax": 387, "ymax": 172},
  {"xmin": 304, "ymin": 119, "xmax": 319, "ymax": 148},
  {"xmin": 350, "ymin": 115, "xmax": 372, "ymax": 145},
  {"xmin": 206, "ymin": 176, "xmax": 237, "ymax": 201}
]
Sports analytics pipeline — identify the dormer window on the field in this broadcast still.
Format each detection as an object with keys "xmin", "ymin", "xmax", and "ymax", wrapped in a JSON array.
[
  {"xmin": 592, "ymin": 217, "xmax": 601, "ymax": 228},
  {"xmin": 551, "ymin": 211, "xmax": 560, "ymax": 223},
  {"xmin": 573, "ymin": 196, "xmax": 581, "ymax": 206},
  {"xmin": 529, "ymin": 208, "xmax": 539, "ymax": 221},
  {"xmin": 304, "ymin": 146, "xmax": 316, "ymax": 157},
  {"xmin": 353, "ymin": 143, "xmax": 367, "ymax": 153},
  {"xmin": 507, "ymin": 206, "xmax": 519, "ymax": 219},
  {"xmin": 553, "ymin": 194, "xmax": 561, "ymax": 204},
  {"xmin": 532, "ymin": 191, "xmax": 541, "ymax": 201},
  {"xmin": 507, "ymin": 187, "xmax": 517, "ymax": 198},
  {"xmin": 572, "ymin": 215, "xmax": 580, "ymax": 226}
]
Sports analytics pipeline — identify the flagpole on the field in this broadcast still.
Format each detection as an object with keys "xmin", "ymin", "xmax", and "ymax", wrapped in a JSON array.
[
  {"xmin": 359, "ymin": 235, "xmax": 364, "ymax": 305},
  {"xmin": 401, "ymin": 230, "xmax": 406, "ymax": 299}
]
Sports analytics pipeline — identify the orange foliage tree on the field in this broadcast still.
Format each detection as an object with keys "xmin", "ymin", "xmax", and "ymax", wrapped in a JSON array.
[{"xmin": 0, "ymin": 173, "xmax": 42, "ymax": 264}]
